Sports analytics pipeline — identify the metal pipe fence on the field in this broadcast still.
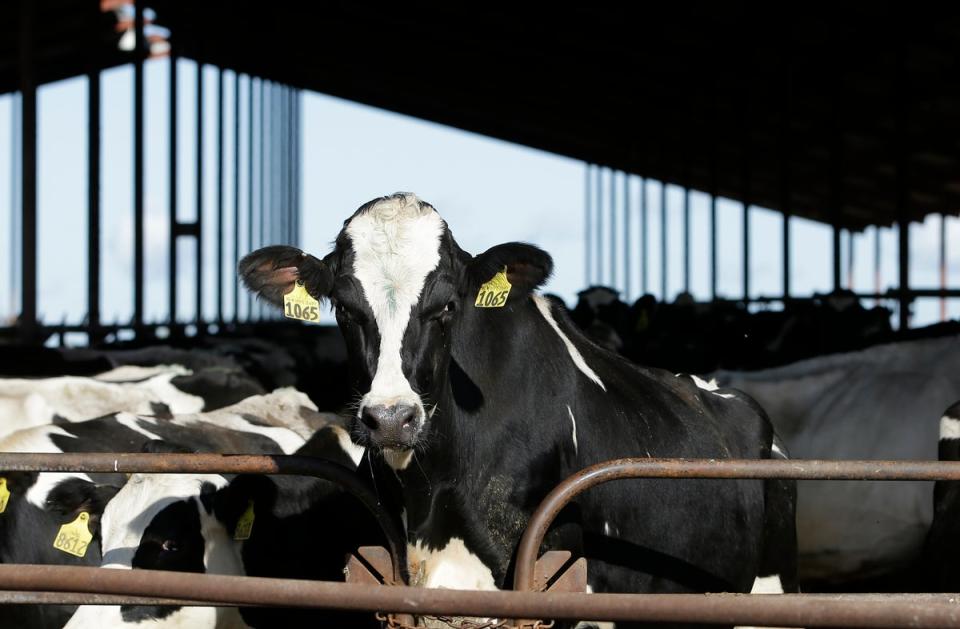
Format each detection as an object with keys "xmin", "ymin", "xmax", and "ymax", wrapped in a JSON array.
[{"xmin": 2, "ymin": 454, "xmax": 960, "ymax": 627}]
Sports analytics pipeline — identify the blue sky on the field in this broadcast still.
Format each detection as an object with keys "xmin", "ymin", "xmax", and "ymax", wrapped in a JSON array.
[{"xmin": 1, "ymin": 57, "xmax": 958, "ymax": 333}]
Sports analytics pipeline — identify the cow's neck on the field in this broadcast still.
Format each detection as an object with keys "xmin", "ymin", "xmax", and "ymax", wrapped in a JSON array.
[{"xmin": 395, "ymin": 294, "xmax": 591, "ymax": 585}]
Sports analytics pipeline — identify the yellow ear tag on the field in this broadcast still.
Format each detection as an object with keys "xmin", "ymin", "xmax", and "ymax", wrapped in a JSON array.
[
  {"xmin": 53, "ymin": 512, "xmax": 93, "ymax": 558},
  {"xmin": 0, "ymin": 478, "xmax": 10, "ymax": 514},
  {"xmin": 234, "ymin": 500, "xmax": 255, "ymax": 541},
  {"xmin": 475, "ymin": 268, "xmax": 512, "ymax": 308},
  {"xmin": 283, "ymin": 281, "xmax": 321, "ymax": 323}
]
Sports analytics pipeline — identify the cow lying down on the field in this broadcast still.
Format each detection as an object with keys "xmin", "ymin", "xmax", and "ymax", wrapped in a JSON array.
[
  {"xmin": 62, "ymin": 425, "xmax": 382, "ymax": 629},
  {"xmin": 0, "ymin": 388, "xmax": 346, "ymax": 629},
  {"xmin": 0, "ymin": 364, "xmax": 265, "ymax": 440}
]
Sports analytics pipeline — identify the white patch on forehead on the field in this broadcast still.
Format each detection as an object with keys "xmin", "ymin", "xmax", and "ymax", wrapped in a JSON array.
[
  {"xmin": 941, "ymin": 415, "xmax": 960, "ymax": 440},
  {"xmin": 99, "ymin": 474, "xmax": 228, "ymax": 570},
  {"xmin": 532, "ymin": 296, "xmax": 606, "ymax": 392},
  {"xmin": 346, "ymin": 194, "xmax": 445, "ymax": 411}
]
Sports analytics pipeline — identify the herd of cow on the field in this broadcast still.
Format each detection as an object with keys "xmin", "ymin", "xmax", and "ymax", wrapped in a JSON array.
[{"xmin": 1, "ymin": 192, "xmax": 958, "ymax": 629}]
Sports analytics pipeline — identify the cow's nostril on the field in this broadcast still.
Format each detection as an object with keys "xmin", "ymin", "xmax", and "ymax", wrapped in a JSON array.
[
  {"xmin": 396, "ymin": 405, "xmax": 417, "ymax": 427},
  {"xmin": 360, "ymin": 408, "xmax": 380, "ymax": 431}
]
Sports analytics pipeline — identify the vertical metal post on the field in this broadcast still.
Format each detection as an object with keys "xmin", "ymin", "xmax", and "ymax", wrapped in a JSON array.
[
  {"xmin": 595, "ymin": 167, "xmax": 603, "ymax": 285},
  {"xmin": 585, "ymin": 164, "xmax": 592, "ymax": 286},
  {"xmin": 195, "ymin": 64, "xmax": 204, "ymax": 324},
  {"xmin": 246, "ymin": 77, "xmax": 254, "ymax": 318},
  {"xmin": 609, "ymin": 171, "xmax": 617, "ymax": 288},
  {"xmin": 169, "ymin": 55, "xmax": 178, "ymax": 323},
  {"xmin": 217, "ymin": 69, "xmax": 224, "ymax": 324},
  {"xmin": 683, "ymin": 187, "xmax": 690, "ymax": 294},
  {"xmin": 780, "ymin": 77, "xmax": 792, "ymax": 302},
  {"xmin": 133, "ymin": 0, "xmax": 145, "ymax": 328},
  {"xmin": 847, "ymin": 230, "xmax": 855, "ymax": 291},
  {"xmin": 940, "ymin": 214, "xmax": 947, "ymax": 321},
  {"xmin": 896, "ymin": 50, "xmax": 910, "ymax": 330},
  {"xmin": 875, "ymin": 226, "xmax": 882, "ymax": 300},
  {"xmin": 233, "ymin": 73, "xmax": 241, "ymax": 322},
  {"xmin": 87, "ymin": 69, "xmax": 101, "ymax": 340},
  {"xmin": 19, "ymin": 0, "xmax": 37, "ymax": 336},
  {"xmin": 640, "ymin": 178, "xmax": 648, "ymax": 295},
  {"xmin": 623, "ymin": 173, "xmax": 631, "ymax": 302},
  {"xmin": 660, "ymin": 180, "xmax": 667, "ymax": 300},
  {"xmin": 258, "ymin": 81, "xmax": 266, "ymax": 319},
  {"xmin": 833, "ymin": 226, "xmax": 842, "ymax": 292},
  {"xmin": 710, "ymin": 195, "xmax": 718, "ymax": 301}
]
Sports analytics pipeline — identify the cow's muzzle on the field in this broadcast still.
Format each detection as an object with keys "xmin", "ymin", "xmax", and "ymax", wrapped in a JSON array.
[{"xmin": 358, "ymin": 403, "xmax": 420, "ymax": 449}]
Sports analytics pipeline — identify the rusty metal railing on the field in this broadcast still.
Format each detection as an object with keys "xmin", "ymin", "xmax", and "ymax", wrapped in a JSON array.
[
  {"xmin": 0, "ymin": 452, "xmax": 406, "ymax": 584},
  {"xmin": 513, "ymin": 457, "xmax": 960, "ymax": 592},
  {"xmin": 3, "ymin": 455, "xmax": 960, "ymax": 627},
  {"xmin": 0, "ymin": 566, "xmax": 959, "ymax": 627}
]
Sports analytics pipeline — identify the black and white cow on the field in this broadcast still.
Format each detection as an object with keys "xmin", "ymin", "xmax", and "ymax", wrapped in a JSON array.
[
  {"xmin": 64, "ymin": 423, "xmax": 385, "ymax": 629},
  {"xmin": 240, "ymin": 193, "xmax": 796, "ymax": 614},
  {"xmin": 0, "ymin": 364, "xmax": 265, "ymax": 439},
  {"xmin": 0, "ymin": 388, "xmax": 318, "ymax": 629},
  {"xmin": 922, "ymin": 401, "xmax": 960, "ymax": 591}
]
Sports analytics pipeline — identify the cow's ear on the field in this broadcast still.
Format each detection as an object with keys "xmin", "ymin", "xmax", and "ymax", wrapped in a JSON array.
[
  {"xmin": 3, "ymin": 472, "xmax": 38, "ymax": 496},
  {"xmin": 45, "ymin": 477, "xmax": 121, "ymax": 536},
  {"xmin": 238, "ymin": 245, "xmax": 333, "ymax": 307},
  {"xmin": 210, "ymin": 474, "xmax": 278, "ymax": 538},
  {"xmin": 468, "ymin": 242, "xmax": 553, "ymax": 293}
]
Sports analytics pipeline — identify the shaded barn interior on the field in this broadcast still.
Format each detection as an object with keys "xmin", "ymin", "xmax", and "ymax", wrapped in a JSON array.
[{"xmin": 2, "ymin": 1, "xmax": 960, "ymax": 348}]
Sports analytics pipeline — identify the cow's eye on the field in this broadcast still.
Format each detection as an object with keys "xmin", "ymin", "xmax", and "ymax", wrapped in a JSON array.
[{"xmin": 161, "ymin": 539, "xmax": 179, "ymax": 553}]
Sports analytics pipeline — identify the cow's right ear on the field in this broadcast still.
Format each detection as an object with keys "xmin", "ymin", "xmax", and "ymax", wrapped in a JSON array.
[
  {"xmin": 238, "ymin": 245, "xmax": 333, "ymax": 307},
  {"xmin": 210, "ymin": 474, "xmax": 278, "ymax": 538}
]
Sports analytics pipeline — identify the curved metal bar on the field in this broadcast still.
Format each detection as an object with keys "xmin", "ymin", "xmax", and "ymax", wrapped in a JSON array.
[
  {"xmin": 0, "ymin": 452, "xmax": 406, "ymax": 584},
  {"xmin": 0, "ymin": 565, "xmax": 958, "ymax": 627},
  {"xmin": 513, "ymin": 457, "xmax": 960, "ymax": 592}
]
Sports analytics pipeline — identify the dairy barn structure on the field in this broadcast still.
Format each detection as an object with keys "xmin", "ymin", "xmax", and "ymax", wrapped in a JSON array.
[{"xmin": 1, "ymin": 2, "xmax": 960, "ymax": 627}]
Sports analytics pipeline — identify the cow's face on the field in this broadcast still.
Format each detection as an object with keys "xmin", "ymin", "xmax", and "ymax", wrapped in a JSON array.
[
  {"xmin": 240, "ymin": 193, "xmax": 552, "ymax": 465},
  {"xmin": 63, "ymin": 473, "xmax": 246, "ymax": 629}
]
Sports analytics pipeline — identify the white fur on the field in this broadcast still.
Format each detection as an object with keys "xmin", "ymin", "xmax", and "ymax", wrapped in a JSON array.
[
  {"xmin": 93, "ymin": 364, "xmax": 191, "ymax": 382},
  {"xmin": 345, "ymin": 194, "xmax": 445, "ymax": 462},
  {"xmin": 0, "ymin": 372, "xmax": 204, "ymax": 439},
  {"xmin": 568, "ymin": 405, "xmax": 578, "ymax": 454},
  {"xmin": 749, "ymin": 574, "xmax": 785, "ymax": 594},
  {"xmin": 384, "ymin": 448, "xmax": 414, "ymax": 471},
  {"xmin": 771, "ymin": 442, "xmax": 787, "ymax": 458},
  {"xmin": 690, "ymin": 374, "xmax": 719, "ymax": 391},
  {"xmin": 940, "ymin": 416, "xmax": 960, "ymax": 441},
  {"xmin": 332, "ymin": 425, "xmax": 366, "ymax": 466},
  {"xmin": 64, "ymin": 604, "xmax": 248, "ymax": 629},
  {"xmin": 408, "ymin": 537, "xmax": 497, "ymax": 591},
  {"xmin": 114, "ymin": 412, "xmax": 163, "ymax": 441},
  {"xmin": 532, "ymin": 296, "xmax": 606, "ymax": 392}
]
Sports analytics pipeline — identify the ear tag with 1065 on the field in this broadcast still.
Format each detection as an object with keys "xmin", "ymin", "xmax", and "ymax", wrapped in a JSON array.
[
  {"xmin": 283, "ymin": 281, "xmax": 321, "ymax": 323},
  {"xmin": 475, "ymin": 267, "xmax": 511, "ymax": 308}
]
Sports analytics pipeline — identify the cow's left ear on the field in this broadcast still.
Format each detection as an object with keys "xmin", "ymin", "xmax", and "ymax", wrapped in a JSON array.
[{"xmin": 468, "ymin": 242, "xmax": 553, "ymax": 293}]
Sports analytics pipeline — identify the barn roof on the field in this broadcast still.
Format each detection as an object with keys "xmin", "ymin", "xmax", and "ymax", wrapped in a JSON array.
[{"xmin": 6, "ymin": 2, "xmax": 960, "ymax": 230}]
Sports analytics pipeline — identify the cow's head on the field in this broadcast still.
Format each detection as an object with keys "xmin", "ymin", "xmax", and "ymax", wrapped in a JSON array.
[{"xmin": 240, "ymin": 193, "xmax": 552, "ymax": 465}]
